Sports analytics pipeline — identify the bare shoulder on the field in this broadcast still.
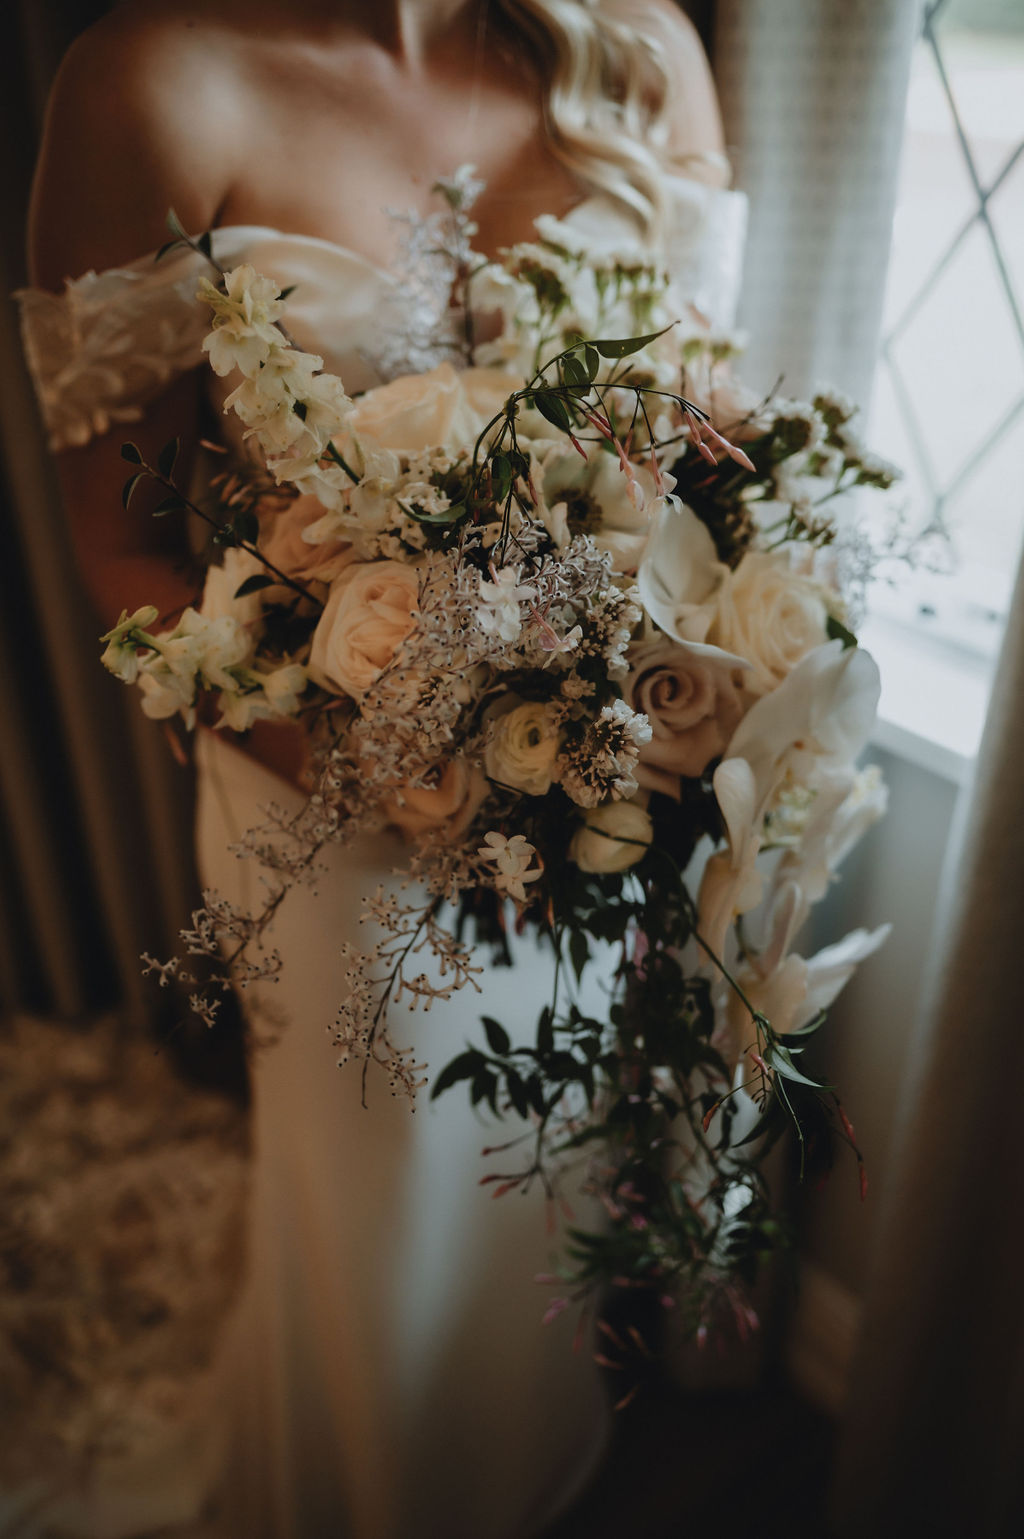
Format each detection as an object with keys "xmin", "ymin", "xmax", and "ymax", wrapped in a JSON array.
[
  {"xmin": 603, "ymin": 0, "xmax": 727, "ymax": 179},
  {"xmin": 29, "ymin": 3, "xmax": 245, "ymax": 287}
]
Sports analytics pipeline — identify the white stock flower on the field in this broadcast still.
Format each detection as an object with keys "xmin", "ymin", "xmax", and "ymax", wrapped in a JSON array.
[
  {"xmin": 199, "ymin": 547, "xmax": 268, "ymax": 627},
  {"xmin": 99, "ymin": 604, "xmax": 160, "ymax": 683},
  {"xmin": 262, "ymin": 663, "xmax": 308, "ymax": 717},
  {"xmin": 637, "ymin": 498, "xmax": 729, "ymax": 644},
  {"xmin": 484, "ymin": 700, "xmax": 561, "ymax": 796},
  {"xmin": 478, "ymin": 832, "xmax": 543, "ymax": 902},
  {"xmin": 199, "ymin": 265, "xmax": 286, "ymax": 378},
  {"xmin": 570, "ymin": 797, "xmax": 653, "ymax": 874}
]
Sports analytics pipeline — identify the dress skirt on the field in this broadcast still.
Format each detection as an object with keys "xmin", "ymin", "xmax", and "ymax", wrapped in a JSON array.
[{"xmin": 195, "ymin": 731, "xmax": 611, "ymax": 1539}]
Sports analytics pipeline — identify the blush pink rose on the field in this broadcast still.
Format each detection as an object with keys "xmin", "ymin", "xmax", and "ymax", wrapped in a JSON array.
[
  {"xmin": 259, "ymin": 494, "xmax": 355, "ymax": 584},
  {"xmin": 308, "ymin": 560, "xmax": 420, "ymax": 699},
  {"xmin": 626, "ymin": 638, "xmax": 747, "ymax": 795},
  {"xmin": 382, "ymin": 758, "xmax": 489, "ymax": 838}
]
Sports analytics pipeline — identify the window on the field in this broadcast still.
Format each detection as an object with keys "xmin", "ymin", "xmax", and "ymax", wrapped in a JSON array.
[{"xmin": 868, "ymin": 0, "xmax": 1024, "ymax": 668}]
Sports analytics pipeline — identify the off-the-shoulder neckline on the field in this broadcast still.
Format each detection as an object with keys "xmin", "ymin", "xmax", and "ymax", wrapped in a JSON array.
[{"xmin": 24, "ymin": 177, "xmax": 740, "ymax": 297}]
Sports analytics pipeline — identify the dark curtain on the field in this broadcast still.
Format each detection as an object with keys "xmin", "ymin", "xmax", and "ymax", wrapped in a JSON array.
[{"xmin": 1, "ymin": 1, "xmax": 243, "ymax": 1093}]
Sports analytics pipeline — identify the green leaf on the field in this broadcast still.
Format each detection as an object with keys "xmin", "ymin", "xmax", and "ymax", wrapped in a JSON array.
[
  {"xmin": 430, "ymin": 1049, "xmax": 484, "ymax": 1100},
  {"xmin": 504, "ymin": 1069, "xmax": 530, "ymax": 1120},
  {"xmin": 121, "ymin": 471, "xmax": 145, "ymax": 511},
  {"xmin": 583, "ymin": 344, "xmax": 600, "ymax": 381},
  {"xmin": 232, "ymin": 509, "xmax": 260, "ymax": 546},
  {"xmin": 155, "ymin": 239, "xmax": 186, "ymax": 263},
  {"xmin": 561, "ymin": 355, "xmax": 591, "ymax": 393},
  {"xmin": 120, "ymin": 442, "xmax": 143, "ymax": 465},
  {"xmin": 765, "ymin": 1040, "xmax": 830, "ymax": 1091},
  {"xmin": 197, "ymin": 231, "xmax": 213, "ymax": 261},
  {"xmin": 405, "ymin": 502, "xmax": 467, "ymax": 527},
  {"xmin": 152, "ymin": 496, "xmax": 184, "ymax": 518},
  {"xmin": 157, "ymin": 437, "xmax": 180, "ymax": 480},
  {"xmin": 481, "ymin": 1015, "xmax": 511, "ymax": 1056},
  {"xmin": 531, "ymin": 391, "xmax": 574, "ymax": 432},
  {"xmin": 470, "ymin": 1070, "xmax": 499, "ymax": 1113},
  {"xmin": 279, "ymin": 285, "xmax": 297, "ymax": 302},
  {"xmin": 593, "ymin": 325, "xmax": 673, "ymax": 360},
  {"xmin": 568, "ymin": 930, "xmax": 589, "ymax": 985},
  {"xmin": 235, "ymin": 574, "xmax": 276, "ymax": 598},
  {"xmin": 165, "ymin": 208, "xmax": 189, "ymax": 241},
  {"xmin": 490, "ymin": 452, "xmax": 513, "ymax": 505},
  {"xmin": 826, "ymin": 615, "xmax": 858, "ymax": 650},
  {"xmin": 537, "ymin": 1005, "xmax": 554, "ymax": 1057}
]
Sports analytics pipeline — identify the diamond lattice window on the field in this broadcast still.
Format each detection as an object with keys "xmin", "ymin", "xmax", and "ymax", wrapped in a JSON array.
[{"xmin": 870, "ymin": 0, "xmax": 1024, "ymax": 658}]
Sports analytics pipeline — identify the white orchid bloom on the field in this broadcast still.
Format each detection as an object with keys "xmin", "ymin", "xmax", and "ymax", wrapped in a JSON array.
[
  {"xmin": 721, "ymin": 640, "xmax": 881, "ymax": 825},
  {"xmin": 637, "ymin": 497, "xmax": 730, "ymax": 644},
  {"xmin": 713, "ymin": 876, "xmax": 891, "ymax": 1070}
]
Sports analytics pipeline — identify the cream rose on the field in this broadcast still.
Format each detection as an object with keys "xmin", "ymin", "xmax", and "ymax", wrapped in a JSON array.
[
  {"xmin": 383, "ymin": 758, "xmax": 488, "ymax": 838},
  {"xmin": 308, "ymin": 560, "xmax": 419, "ymax": 698},
  {"xmin": 570, "ymin": 798, "xmax": 653, "ymax": 874},
  {"xmin": 626, "ymin": 639, "xmax": 748, "ymax": 794},
  {"xmin": 484, "ymin": 700, "xmax": 561, "ymax": 797},
  {"xmin": 349, "ymin": 363, "xmax": 508, "ymax": 457},
  {"xmin": 260, "ymin": 494, "xmax": 356, "ymax": 584},
  {"xmin": 707, "ymin": 552, "xmax": 830, "ymax": 696}
]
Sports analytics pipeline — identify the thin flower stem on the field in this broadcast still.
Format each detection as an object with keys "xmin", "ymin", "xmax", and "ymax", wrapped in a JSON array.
[{"xmin": 137, "ymin": 456, "xmax": 323, "ymax": 609}]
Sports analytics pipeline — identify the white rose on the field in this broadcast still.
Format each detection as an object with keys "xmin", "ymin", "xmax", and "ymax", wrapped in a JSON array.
[
  {"xmin": 484, "ymin": 700, "xmax": 561, "ymax": 796},
  {"xmin": 350, "ymin": 363, "xmax": 491, "ymax": 456},
  {"xmin": 308, "ymin": 560, "xmax": 419, "ymax": 698},
  {"xmin": 707, "ymin": 551, "xmax": 830, "ymax": 696},
  {"xmin": 570, "ymin": 797, "xmax": 653, "ymax": 873}
]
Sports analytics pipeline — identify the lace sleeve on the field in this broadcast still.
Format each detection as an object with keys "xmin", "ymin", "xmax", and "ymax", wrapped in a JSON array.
[{"xmin": 16, "ymin": 248, "xmax": 211, "ymax": 452}]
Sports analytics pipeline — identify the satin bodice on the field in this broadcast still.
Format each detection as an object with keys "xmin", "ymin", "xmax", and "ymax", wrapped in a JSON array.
[{"xmin": 18, "ymin": 180, "xmax": 746, "ymax": 453}]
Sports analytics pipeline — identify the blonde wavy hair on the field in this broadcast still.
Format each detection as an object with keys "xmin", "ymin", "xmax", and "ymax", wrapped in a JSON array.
[{"xmin": 495, "ymin": 0, "xmax": 681, "ymax": 239}]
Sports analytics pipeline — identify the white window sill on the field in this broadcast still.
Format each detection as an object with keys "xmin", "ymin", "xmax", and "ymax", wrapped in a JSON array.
[{"xmin": 860, "ymin": 612, "xmax": 994, "ymax": 786}]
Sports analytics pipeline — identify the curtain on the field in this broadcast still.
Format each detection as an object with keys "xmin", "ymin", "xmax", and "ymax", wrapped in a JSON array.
[
  {"xmin": 708, "ymin": 4, "xmax": 1024, "ymax": 1529},
  {"xmin": 713, "ymin": 0, "xmax": 921, "ymax": 406},
  {"xmin": 831, "ymin": 572, "xmax": 1024, "ymax": 1534},
  {"xmin": 0, "ymin": 1, "xmax": 239, "ymax": 1087}
]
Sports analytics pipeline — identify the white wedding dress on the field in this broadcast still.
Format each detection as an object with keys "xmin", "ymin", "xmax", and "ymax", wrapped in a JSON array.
[{"xmin": 19, "ymin": 177, "xmax": 745, "ymax": 1539}]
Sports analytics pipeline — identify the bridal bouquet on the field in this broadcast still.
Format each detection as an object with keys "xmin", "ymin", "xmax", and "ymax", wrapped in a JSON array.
[{"xmin": 101, "ymin": 187, "xmax": 898, "ymax": 1347}]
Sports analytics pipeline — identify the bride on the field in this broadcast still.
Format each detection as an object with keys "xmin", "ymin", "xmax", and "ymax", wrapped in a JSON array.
[{"xmin": 23, "ymin": 2, "xmax": 742, "ymax": 1534}]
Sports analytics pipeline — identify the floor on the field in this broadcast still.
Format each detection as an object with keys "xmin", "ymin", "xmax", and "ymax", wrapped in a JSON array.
[{"xmin": 545, "ymin": 1373, "xmax": 836, "ymax": 1539}]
